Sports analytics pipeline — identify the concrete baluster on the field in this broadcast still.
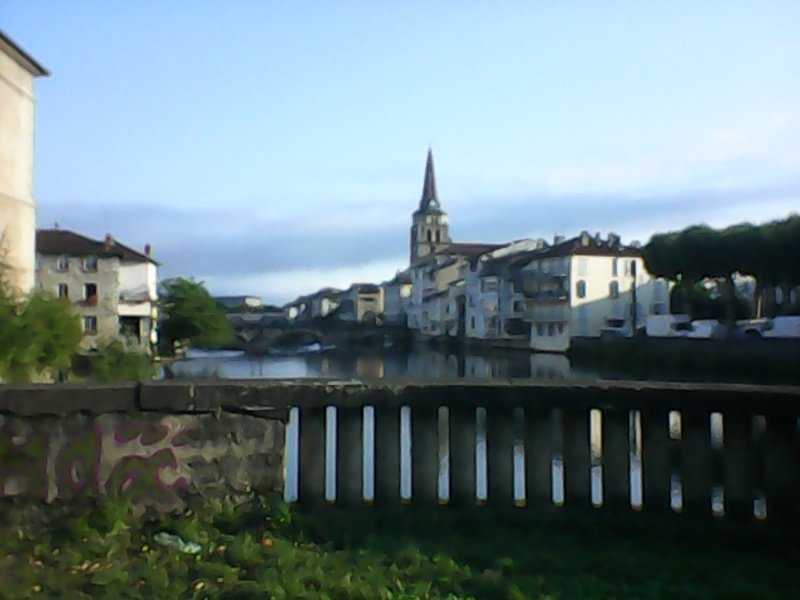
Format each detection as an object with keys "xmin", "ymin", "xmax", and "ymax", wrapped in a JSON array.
[
  {"xmin": 336, "ymin": 405, "xmax": 364, "ymax": 507},
  {"xmin": 723, "ymin": 412, "xmax": 755, "ymax": 523},
  {"xmin": 524, "ymin": 407, "xmax": 554, "ymax": 510},
  {"xmin": 764, "ymin": 414, "xmax": 799, "ymax": 524},
  {"xmin": 602, "ymin": 408, "xmax": 630, "ymax": 512},
  {"xmin": 448, "ymin": 404, "xmax": 477, "ymax": 507},
  {"xmin": 486, "ymin": 403, "xmax": 516, "ymax": 507},
  {"xmin": 373, "ymin": 404, "xmax": 401, "ymax": 506},
  {"xmin": 640, "ymin": 408, "xmax": 672, "ymax": 515},
  {"xmin": 411, "ymin": 405, "xmax": 440, "ymax": 506},
  {"xmin": 681, "ymin": 410, "xmax": 712, "ymax": 520},
  {"xmin": 562, "ymin": 408, "xmax": 592, "ymax": 509},
  {"xmin": 298, "ymin": 405, "xmax": 327, "ymax": 509}
]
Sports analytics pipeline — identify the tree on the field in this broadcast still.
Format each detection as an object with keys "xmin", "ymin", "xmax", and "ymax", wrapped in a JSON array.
[
  {"xmin": 160, "ymin": 277, "xmax": 232, "ymax": 352},
  {"xmin": 0, "ymin": 239, "xmax": 82, "ymax": 382}
]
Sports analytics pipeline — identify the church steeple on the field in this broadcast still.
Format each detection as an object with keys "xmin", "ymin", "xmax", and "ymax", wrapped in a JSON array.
[
  {"xmin": 410, "ymin": 147, "xmax": 451, "ymax": 265},
  {"xmin": 419, "ymin": 147, "xmax": 440, "ymax": 212}
]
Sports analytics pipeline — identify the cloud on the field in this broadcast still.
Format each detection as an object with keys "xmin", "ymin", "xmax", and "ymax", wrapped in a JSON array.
[{"xmin": 36, "ymin": 175, "xmax": 798, "ymax": 305}]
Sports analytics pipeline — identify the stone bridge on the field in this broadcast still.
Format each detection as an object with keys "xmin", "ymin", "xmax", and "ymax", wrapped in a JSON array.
[{"xmin": 233, "ymin": 318, "xmax": 393, "ymax": 353}]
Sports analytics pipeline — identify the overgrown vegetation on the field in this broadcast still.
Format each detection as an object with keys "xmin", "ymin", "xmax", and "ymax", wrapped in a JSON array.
[
  {"xmin": 160, "ymin": 277, "xmax": 233, "ymax": 354},
  {"xmin": 78, "ymin": 339, "xmax": 157, "ymax": 382},
  {"xmin": 1, "ymin": 496, "xmax": 796, "ymax": 600},
  {"xmin": 644, "ymin": 214, "xmax": 800, "ymax": 319},
  {"xmin": 0, "ymin": 243, "xmax": 83, "ymax": 382}
]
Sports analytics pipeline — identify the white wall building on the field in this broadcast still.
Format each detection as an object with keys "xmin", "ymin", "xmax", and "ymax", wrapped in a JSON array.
[
  {"xmin": 0, "ymin": 30, "xmax": 49, "ymax": 293},
  {"xmin": 36, "ymin": 229, "xmax": 159, "ymax": 352}
]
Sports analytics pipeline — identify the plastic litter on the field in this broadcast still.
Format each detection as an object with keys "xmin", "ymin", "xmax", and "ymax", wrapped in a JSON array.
[{"xmin": 153, "ymin": 532, "xmax": 202, "ymax": 554}]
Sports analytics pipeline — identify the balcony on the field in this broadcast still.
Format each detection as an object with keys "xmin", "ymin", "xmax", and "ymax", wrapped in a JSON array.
[{"xmin": 524, "ymin": 290, "xmax": 569, "ymax": 303}]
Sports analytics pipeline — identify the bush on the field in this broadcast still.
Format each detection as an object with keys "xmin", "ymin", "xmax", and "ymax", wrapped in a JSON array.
[{"xmin": 85, "ymin": 339, "xmax": 156, "ymax": 382}]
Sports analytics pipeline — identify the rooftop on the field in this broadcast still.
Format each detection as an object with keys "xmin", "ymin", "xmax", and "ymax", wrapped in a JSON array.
[
  {"xmin": 36, "ymin": 229, "xmax": 158, "ymax": 265},
  {"xmin": 0, "ymin": 29, "xmax": 50, "ymax": 77}
]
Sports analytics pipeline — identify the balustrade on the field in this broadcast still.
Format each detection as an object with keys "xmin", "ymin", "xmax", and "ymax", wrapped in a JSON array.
[{"xmin": 286, "ymin": 381, "xmax": 799, "ymax": 526}]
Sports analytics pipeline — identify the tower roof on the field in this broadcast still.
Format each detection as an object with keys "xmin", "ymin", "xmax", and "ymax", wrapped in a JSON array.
[{"xmin": 417, "ymin": 147, "xmax": 442, "ymax": 213}]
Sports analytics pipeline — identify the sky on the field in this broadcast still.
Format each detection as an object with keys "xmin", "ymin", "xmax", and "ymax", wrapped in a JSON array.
[{"xmin": 3, "ymin": 1, "xmax": 799, "ymax": 305}]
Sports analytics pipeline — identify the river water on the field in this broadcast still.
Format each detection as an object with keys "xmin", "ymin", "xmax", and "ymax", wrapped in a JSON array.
[
  {"xmin": 170, "ymin": 346, "xmax": 601, "ymax": 381},
  {"xmin": 171, "ymin": 347, "xmax": 730, "ymax": 512}
]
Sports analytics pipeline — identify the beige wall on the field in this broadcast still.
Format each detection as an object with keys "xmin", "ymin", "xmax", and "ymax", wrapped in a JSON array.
[
  {"xmin": 0, "ymin": 41, "xmax": 43, "ymax": 293},
  {"xmin": 37, "ymin": 254, "xmax": 121, "ymax": 351}
]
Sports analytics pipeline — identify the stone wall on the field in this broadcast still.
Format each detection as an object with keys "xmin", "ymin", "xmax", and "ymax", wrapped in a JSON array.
[{"xmin": 0, "ymin": 383, "xmax": 287, "ymax": 507}]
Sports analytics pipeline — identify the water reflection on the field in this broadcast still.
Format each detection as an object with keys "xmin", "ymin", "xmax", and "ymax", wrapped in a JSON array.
[{"xmin": 172, "ymin": 347, "xmax": 601, "ymax": 381}]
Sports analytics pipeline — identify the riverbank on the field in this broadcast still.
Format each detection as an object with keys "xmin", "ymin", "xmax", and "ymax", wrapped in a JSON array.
[
  {"xmin": 2, "ymin": 496, "xmax": 796, "ymax": 599},
  {"xmin": 569, "ymin": 337, "xmax": 800, "ymax": 384}
]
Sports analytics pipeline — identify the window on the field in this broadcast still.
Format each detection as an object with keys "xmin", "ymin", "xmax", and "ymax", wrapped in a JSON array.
[
  {"xmin": 609, "ymin": 281, "xmax": 619, "ymax": 299},
  {"xmin": 84, "ymin": 283, "xmax": 98, "ymax": 305},
  {"xmin": 57, "ymin": 284, "xmax": 69, "ymax": 299},
  {"xmin": 536, "ymin": 323, "xmax": 545, "ymax": 336},
  {"xmin": 612, "ymin": 258, "xmax": 618, "ymax": 276},
  {"xmin": 435, "ymin": 230, "xmax": 441, "ymax": 243},
  {"xmin": 557, "ymin": 322, "xmax": 564, "ymax": 334},
  {"xmin": 83, "ymin": 255, "xmax": 98, "ymax": 272},
  {"xmin": 576, "ymin": 280, "xmax": 587, "ymax": 298},
  {"xmin": 83, "ymin": 316, "xmax": 97, "ymax": 334},
  {"xmin": 427, "ymin": 230, "xmax": 432, "ymax": 242},
  {"xmin": 481, "ymin": 278, "xmax": 498, "ymax": 293},
  {"xmin": 57, "ymin": 255, "xmax": 69, "ymax": 271},
  {"xmin": 547, "ymin": 323, "xmax": 555, "ymax": 336},
  {"xmin": 470, "ymin": 316, "xmax": 476, "ymax": 329},
  {"xmin": 513, "ymin": 300, "xmax": 524, "ymax": 313}
]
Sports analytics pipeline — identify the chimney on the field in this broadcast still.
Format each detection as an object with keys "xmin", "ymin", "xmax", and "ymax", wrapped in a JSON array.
[
  {"xmin": 144, "ymin": 243, "xmax": 152, "ymax": 257},
  {"xmin": 554, "ymin": 234, "xmax": 565, "ymax": 245},
  {"xmin": 104, "ymin": 233, "xmax": 114, "ymax": 246}
]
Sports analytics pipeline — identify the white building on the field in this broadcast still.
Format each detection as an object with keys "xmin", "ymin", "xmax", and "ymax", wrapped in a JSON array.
[
  {"xmin": 36, "ymin": 229, "xmax": 159, "ymax": 352},
  {"xmin": 0, "ymin": 30, "xmax": 49, "ymax": 293},
  {"xmin": 337, "ymin": 283, "xmax": 384, "ymax": 323},
  {"xmin": 308, "ymin": 288, "xmax": 341, "ymax": 319},
  {"xmin": 516, "ymin": 231, "xmax": 669, "ymax": 352},
  {"xmin": 382, "ymin": 271, "xmax": 413, "ymax": 326}
]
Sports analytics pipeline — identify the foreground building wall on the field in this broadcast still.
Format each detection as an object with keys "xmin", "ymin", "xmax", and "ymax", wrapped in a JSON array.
[
  {"xmin": 0, "ymin": 384, "xmax": 286, "ymax": 506},
  {"xmin": 0, "ymin": 31, "xmax": 49, "ymax": 293}
]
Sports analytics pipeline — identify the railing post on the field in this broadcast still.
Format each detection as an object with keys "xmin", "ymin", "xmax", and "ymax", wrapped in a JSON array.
[
  {"xmin": 562, "ymin": 408, "xmax": 592, "ymax": 509},
  {"xmin": 524, "ymin": 407, "xmax": 554, "ymax": 510},
  {"xmin": 298, "ymin": 405, "xmax": 326, "ymax": 509},
  {"xmin": 602, "ymin": 408, "xmax": 630, "ymax": 512},
  {"xmin": 411, "ymin": 405, "xmax": 440, "ymax": 506},
  {"xmin": 448, "ymin": 405, "xmax": 477, "ymax": 507},
  {"xmin": 640, "ymin": 408, "xmax": 672, "ymax": 515},
  {"xmin": 764, "ymin": 414, "xmax": 799, "ymax": 524},
  {"xmin": 723, "ymin": 413, "xmax": 755, "ymax": 523},
  {"xmin": 681, "ymin": 410, "xmax": 713, "ymax": 520},
  {"xmin": 374, "ymin": 404, "xmax": 401, "ymax": 506},
  {"xmin": 336, "ymin": 406, "xmax": 364, "ymax": 507},
  {"xmin": 486, "ymin": 403, "xmax": 516, "ymax": 507}
]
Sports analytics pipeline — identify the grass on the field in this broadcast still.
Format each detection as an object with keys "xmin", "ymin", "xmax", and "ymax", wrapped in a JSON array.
[{"xmin": 1, "ymin": 495, "xmax": 797, "ymax": 600}]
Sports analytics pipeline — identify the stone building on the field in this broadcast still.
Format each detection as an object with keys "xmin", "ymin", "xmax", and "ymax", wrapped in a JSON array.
[
  {"xmin": 0, "ymin": 30, "xmax": 49, "ymax": 293},
  {"xmin": 410, "ymin": 148, "xmax": 452, "ymax": 265},
  {"xmin": 36, "ymin": 229, "xmax": 159, "ymax": 352}
]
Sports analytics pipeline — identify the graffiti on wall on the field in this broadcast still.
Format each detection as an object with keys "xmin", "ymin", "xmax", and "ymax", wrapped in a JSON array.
[{"xmin": 0, "ymin": 416, "xmax": 198, "ymax": 504}]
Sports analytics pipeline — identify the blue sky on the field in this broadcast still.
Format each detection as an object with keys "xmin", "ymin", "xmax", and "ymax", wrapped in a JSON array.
[{"xmin": 4, "ymin": 1, "xmax": 799, "ymax": 304}]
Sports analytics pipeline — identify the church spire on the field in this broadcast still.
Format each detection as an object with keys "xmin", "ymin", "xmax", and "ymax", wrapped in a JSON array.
[{"xmin": 419, "ymin": 146, "xmax": 440, "ymax": 211}]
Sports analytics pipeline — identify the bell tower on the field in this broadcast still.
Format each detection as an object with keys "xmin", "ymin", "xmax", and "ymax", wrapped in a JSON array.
[{"xmin": 410, "ymin": 147, "xmax": 451, "ymax": 265}]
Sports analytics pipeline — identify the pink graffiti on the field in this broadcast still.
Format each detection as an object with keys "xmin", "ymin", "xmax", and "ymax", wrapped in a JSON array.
[{"xmin": 0, "ymin": 419, "xmax": 199, "ymax": 504}]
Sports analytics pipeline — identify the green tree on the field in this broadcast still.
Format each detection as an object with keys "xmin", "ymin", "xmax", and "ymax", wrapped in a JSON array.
[
  {"xmin": 0, "ymin": 256, "xmax": 82, "ymax": 382},
  {"xmin": 160, "ymin": 277, "xmax": 232, "ymax": 352}
]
